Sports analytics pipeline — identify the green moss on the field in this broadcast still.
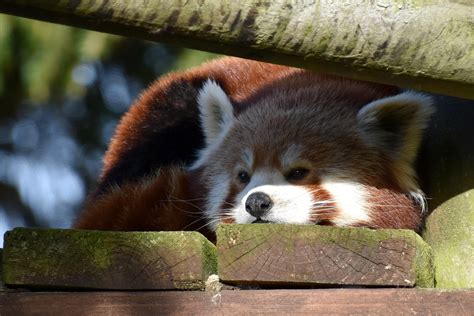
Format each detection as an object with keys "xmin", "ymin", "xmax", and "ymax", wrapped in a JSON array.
[
  {"xmin": 3, "ymin": 228, "xmax": 217, "ymax": 290},
  {"xmin": 218, "ymin": 224, "xmax": 434, "ymax": 287},
  {"xmin": 91, "ymin": 246, "xmax": 112, "ymax": 270},
  {"xmin": 412, "ymin": 233, "xmax": 435, "ymax": 288},
  {"xmin": 201, "ymin": 237, "xmax": 218, "ymax": 276},
  {"xmin": 420, "ymin": 100, "xmax": 474, "ymax": 289},
  {"xmin": 423, "ymin": 191, "xmax": 474, "ymax": 288}
]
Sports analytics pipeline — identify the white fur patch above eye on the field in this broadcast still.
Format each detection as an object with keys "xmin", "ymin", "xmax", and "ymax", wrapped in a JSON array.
[
  {"xmin": 242, "ymin": 148, "xmax": 254, "ymax": 170},
  {"xmin": 322, "ymin": 179, "xmax": 369, "ymax": 226},
  {"xmin": 280, "ymin": 144, "xmax": 303, "ymax": 169}
]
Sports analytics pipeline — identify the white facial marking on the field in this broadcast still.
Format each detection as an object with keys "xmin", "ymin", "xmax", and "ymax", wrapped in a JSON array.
[
  {"xmin": 280, "ymin": 144, "xmax": 303, "ymax": 169},
  {"xmin": 321, "ymin": 178, "xmax": 369, "ymax": 226},
  {"xmin": 231, "ymin": 169, "xmax": 315, "ymax": 224},
  {"xmin": 205, "ymin": 174, "xmax": 231, "ymax": 231},
  {"xmin": 242, "ymin": 148, "xmax": 254, "ymax": 170}
]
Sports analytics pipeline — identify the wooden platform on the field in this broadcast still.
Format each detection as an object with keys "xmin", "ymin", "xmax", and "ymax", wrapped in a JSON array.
[
  {"xmin": 217, "ymin": 224, "xmax": 433, "ymax": 287},
  {"xmin": 2, "ymin": 228, "xmax": 217, "ymax": 290},
  {"xmin": 1, "ymin": 226, "xmax": 471, "ymax": 315},
  {"xmin": 2, "ymin": 225, "xmax": 434, "ymax": 290},
  {"xmin": 1, "ymin": 289, "xmax": 473, "ymax": 315}
]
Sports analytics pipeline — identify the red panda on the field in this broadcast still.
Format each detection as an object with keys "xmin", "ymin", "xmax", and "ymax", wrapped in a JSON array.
[{"xmin": 74, "ymin": 57, "xmax": 433, "ymax": 242}]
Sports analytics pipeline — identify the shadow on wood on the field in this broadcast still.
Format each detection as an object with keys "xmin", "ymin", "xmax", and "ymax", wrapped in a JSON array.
[{"xmin": 1, "ymin": 289, "xmax": 473, "ymax": 315}]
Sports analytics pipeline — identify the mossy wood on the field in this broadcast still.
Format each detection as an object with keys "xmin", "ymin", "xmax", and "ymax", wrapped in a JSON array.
[
  {"xmin": 418, "ymin": 96, "xmax": 474, "ymax": 289},
  {"xmin": 217, "ymin": 224, "xmax": 434, "ymax": 287},
  {"xmin": 2, "ymin": 228, "xmax": 217, "ymax": 290},
  {"xmin": 424, "ymin": 194, "xmax": 474, "ymax": 289},
  {"xmin": 0, "ymin": 1, "xmax": 472, "ymax": 99}
]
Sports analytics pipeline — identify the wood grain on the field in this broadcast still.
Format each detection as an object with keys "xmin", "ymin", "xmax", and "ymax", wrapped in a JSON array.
[
  {"xmin": 0, "ymin": 289, "xmax": 472, "ymax": 315},
  {"xmin": 2, "ymin": 228, "xmax": 216, "ymax": 290},
  {"xmin": 0, "ymin": 1, "xmax": 472, "ymax": 99},
  {"xmin": 217, "ymin": 224, "xmax": 434, "ymax": 287}
]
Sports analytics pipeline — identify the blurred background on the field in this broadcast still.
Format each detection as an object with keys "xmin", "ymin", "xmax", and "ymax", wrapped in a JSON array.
[{"xmin": 0, "ymin": 15, "xmax": 219, "ymax": 246}]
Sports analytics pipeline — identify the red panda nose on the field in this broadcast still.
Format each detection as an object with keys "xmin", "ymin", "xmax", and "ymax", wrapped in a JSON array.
[{"xmin": 245, "ymin": 192, "xmax": 273, "ymax": 219}]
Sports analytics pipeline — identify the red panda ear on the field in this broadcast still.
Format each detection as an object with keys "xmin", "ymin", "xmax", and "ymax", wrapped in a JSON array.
[
  {"xmin": 197, "ymin": 79, "xmax": 235, "ymax": 146},
  {"xmin": 357, "ymin": 91, "xmax": 434, "ymax": 163}
]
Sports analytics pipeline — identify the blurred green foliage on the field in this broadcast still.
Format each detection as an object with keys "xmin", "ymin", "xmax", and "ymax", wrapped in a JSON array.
[
  {"xmin": 0, "ymin": 15, "xmax": 118, "ymax": 114},
  {"xmin": 0, "ymin": 14, "xmax": 219, "ymax": 231},
  {"xmin": 0, "ymin": 14, "xmax": 219, "ymax": 115}
]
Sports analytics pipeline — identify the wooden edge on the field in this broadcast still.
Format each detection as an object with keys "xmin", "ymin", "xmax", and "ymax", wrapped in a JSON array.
[
  {"xmin": 217, "ymin": 224, "xmax": 434, "ymax": 288},
  {"xmin": 0, "ymin": 1, "xmax": 472, "ymax": 99},
  {"xmin": 3, "ymin": 228, "xmax": 217, "ymax": 290},
  {"xmin": 0, "ymin": 289, "xmax": 473, "ymax": 315}
]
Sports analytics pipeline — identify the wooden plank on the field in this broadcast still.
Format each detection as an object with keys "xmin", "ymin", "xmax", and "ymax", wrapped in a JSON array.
[
  {"xmin": 217, "ymin": 224, "xmax": 434, "ymax": 287},
  {"xmin": 2, "ymin": 228, "xmax": 216, "ymax": 290},
  {"xmin": 424, "ymin": 189, "xmax": 474, "ymax": 289},
  {"xmin": 0, "ymin": 1, "xmax": 473, "ymax": 99},
  {"xmin": 0, "ymin": 289, "xmax": 472, "ymax": 315},
  {"xmin": 418, "ymin": 97, "xmax": 474, "ymax": 289},
  {"xmin": 0, "ymin": 249, "xmax": 4, "ymax": 292}
]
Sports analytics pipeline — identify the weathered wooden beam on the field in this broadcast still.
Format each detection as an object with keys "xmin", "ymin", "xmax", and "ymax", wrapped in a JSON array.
[
  {"xmin": 2, "ymin": 228, "xmax": 217, "ymax": 290},
  {"xmin": 0, "ymin": 249, "xmax": 4, "ymax": 292},
  {"xmin": 0, "ymin": 1, "xmax": 472, "ymax": 99},
  {"xmin": 217, "ymin": 224, "xmax": 434, "ymax": 288},
  {"xmin": 1, "ymin": 289, "xmax": 473, "ymax": 315},
  {"xmin": 418, "ymin": 97, "xmax": 474, "ymax": 289},
  {"xmin": 424, "ymin": 188, "xmax": 474, "ymax": 289}
]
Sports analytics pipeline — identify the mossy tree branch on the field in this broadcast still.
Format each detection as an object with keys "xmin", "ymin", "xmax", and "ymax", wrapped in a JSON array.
[{"xmin": 0, "ymin": 1, "xmax": 472, "ymax": 99}]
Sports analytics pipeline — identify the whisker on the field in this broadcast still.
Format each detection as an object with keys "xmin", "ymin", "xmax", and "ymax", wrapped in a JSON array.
[
  {"xmin": 172, "ymin": 205, "xmax": 202, "ymax": 217},
  {"xmin": 369, "ymin": 204, "xmax": 416, "ymax": 208},
  {"xmin": 168, "ymin": 196, "xmax": 208, "ymax": 202},
  {"xmin": 312, "ymin": 200, "xmax": 336, "ymax": 205},
  {"xmin": 192, "ymin": 217, "xmax": 231, "ymax": 232},
  {"xmin": 167, "ymin": 196, "xmax": 205, "ymax": 209}
]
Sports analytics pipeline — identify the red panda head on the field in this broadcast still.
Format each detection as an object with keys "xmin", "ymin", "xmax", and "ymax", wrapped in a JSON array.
[{"xmin": 191, "ymin": 77, "xmax": 433, "ymax": 231}]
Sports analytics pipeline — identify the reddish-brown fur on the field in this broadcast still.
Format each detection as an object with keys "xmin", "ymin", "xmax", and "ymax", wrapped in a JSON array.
[
  {"xmin": 75, "ymin": 57, "xmax": 425, "ymax": 236},
  {"xmin": 101, "ymin": 59, "xmax": 291, "ymax": 184},
  {"xmin": 75, "ymin": 167, "xmax": 216, "ymax": 240},
  {"xmin": 364, "ymin": 187, "xmax": 422, "ymax": 229}
]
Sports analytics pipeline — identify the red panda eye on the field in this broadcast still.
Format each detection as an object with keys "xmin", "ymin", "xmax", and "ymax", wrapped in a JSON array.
[
  {"xmin": 237, "ymin": 171, "xmax": 251, "ymax": 183},
  {"xmin": 286, "ymin": 168, "xmax": 310, "ymax": 181}
]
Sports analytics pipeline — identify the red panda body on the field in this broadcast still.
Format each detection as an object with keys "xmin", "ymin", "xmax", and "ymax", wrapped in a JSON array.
[{"xmin": 75, "ymin": 57, "xmax": 432, "ymax": 241}]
